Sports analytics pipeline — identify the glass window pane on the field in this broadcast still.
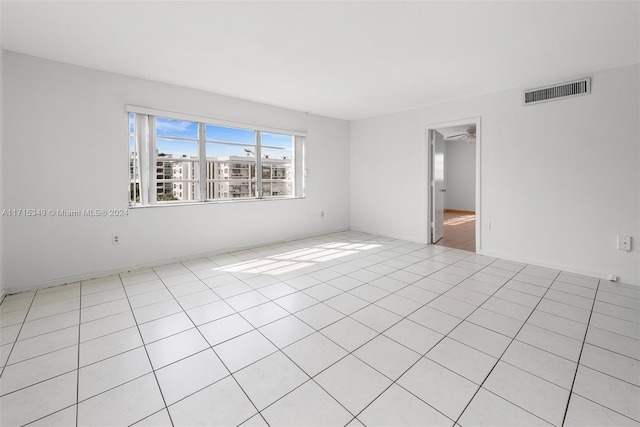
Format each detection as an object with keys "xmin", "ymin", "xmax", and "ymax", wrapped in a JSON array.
[
  {"xmin": 207, "ymin": 142, "xmax": 256, "ymax": 159},
  {"xmin": 263, "ymin": 181, "xmax": 292, "ymax": 197},
  {"xmin": 204, "ymin": 158, "xmax": 257, "ymax": 201},
  {"xmin": 156, "ymin": 181, "xmax": 200, "ymax": 202},
  {"xmin": 205, "ymin": 125, "xmax": 255, "ymax": 182},
  {"xmin": 260, "ymin": 162, "xmax": 292, "ymax": 181},
  {"xmin": 155, "ymin": 159, "xmax": 173, "ymax": 181},
  {"xmin": 261, "ymin": 132, "xmax": 293, "ymax": 191},
  {"xmin": 261, "ymin": 183, "xmax": 271, "ymax": 197},
  {"xmin": 273, "ymin": 164, "xmax": 291, "ymax": 180},
  {"xmin": 129, "ymin": 113, "xmax": 136, "ymax": 151},
  {"xmin": 206, "ymin": 124, "xmax": 255, "ymax": 144},
  {"xmin": 262, "ymin": 165, "xmax": 271, "ymax": 180},
  {"xmin": 204, "ymin": 178, "xmax": 255, "ymax": 200},
  {"xmin": 216, "ymin": 181, "xmax": 255, "ymax": 199},
  {"xmin": 156, "ymin": 117, "xmax": 198, "ymax": 139},
  {"xmin": 155, "ymin": 159, "xmax": 200, "ymax": 203},
  {"xmin": 167, "ymin": 160, "xmax": 200, "ymax": 181},
  {"xmin": 271, "ymin": 182, "xmax": 292, "ymax": 197},
  {"xmin": 156, "ymin": 117, "xmax": 199, "ymax": 160},
  {"xmin": 169, "ymin": 180, "xmax": 200, "ymax": 202},
  {"xmin": 156, "ymin": 182, "xmax": 176, "ymax": 202},
  {"xmin": 261, "ymin": 132, "xmax": 293, "ymax": 159},
  {"xmin": 227, "ymin": 162, "xmax": 254, "ymax": 179},
  {"xmin": 156, "ymin": 139, "xmax": 198, "ymax": 159},
  {"xmin": 129, "ymin": 113, "xmax": 140, "ymax": 204}
]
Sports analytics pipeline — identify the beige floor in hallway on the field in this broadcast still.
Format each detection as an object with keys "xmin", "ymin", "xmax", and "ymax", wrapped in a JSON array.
[
  {"xmin": 435, "ymin": 211, "xmax": 476, "ymax": 253},
  {"xmin": 1, "ymin": 231, "xmax": 638, "ymax": 426}
]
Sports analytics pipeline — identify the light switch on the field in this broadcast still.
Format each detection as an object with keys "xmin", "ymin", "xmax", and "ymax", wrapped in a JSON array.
[{"xmin": 617, "ymin": 235, "xmax": 631, "ymax": 251}]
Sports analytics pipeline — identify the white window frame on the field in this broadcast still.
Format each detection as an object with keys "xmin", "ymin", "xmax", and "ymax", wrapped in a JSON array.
[{"xmin": 127, "ymin": 106, "xmax": 306, "ymax": 207}]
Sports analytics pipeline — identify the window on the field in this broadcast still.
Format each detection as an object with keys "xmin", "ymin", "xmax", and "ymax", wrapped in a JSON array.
[
  {"xmin": 205, "ymin": 124, "xmax": 257, "ymax": 200},
  {"xmin": 128, "ymin": 109, "xmax": 305, "ymax": 206}
]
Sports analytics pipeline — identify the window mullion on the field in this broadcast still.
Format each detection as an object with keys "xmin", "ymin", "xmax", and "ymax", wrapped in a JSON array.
[
  {"xmin": 148, "ymin": 116, "xmax": 157, "ymax": 205},
  {"xmin": 295, "ymin": 136, "xmax": 305, "ymax": 197},
  {"xmin": 199, "ymin": 123, "xmax": 207, "ymax": 202},
  {"xmin": 256, "ymin": 131, "xmax": 262, "ymax": 199},
  {"xmin": 136, "ymin": 114, "xmax": 150, "ymax": 205}
]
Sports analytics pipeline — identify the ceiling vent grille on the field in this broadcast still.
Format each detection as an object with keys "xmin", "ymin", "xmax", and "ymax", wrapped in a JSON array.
[{"xmin": 523, "ymin": 77, "xmax": 591, "ymax": 105}]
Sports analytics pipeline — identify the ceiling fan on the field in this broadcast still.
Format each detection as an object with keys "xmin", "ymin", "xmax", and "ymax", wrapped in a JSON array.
[{"xmin": 446, "ymin": 127, "xmax": 476, "ymax": 142}]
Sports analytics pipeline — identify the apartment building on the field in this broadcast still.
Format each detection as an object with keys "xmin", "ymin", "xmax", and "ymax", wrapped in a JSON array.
[{"xmin": 141, "ymin": 155, "xmax": 293, "ymax": 202}]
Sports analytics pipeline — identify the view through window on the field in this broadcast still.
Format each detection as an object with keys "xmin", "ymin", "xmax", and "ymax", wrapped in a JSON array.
[{"xmin": 129, "ymin": 112, "xmax": 304, "ymax": 206}]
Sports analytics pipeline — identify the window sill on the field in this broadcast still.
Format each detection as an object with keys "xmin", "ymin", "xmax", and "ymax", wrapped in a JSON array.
[{"xmin": 128, "ymin": 196, "xmax": 306, "ymax": 210}]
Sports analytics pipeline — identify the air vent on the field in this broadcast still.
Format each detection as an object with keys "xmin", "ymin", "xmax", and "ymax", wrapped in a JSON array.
[{"xmin": 523, "ymin": 77, "xmax": 591, "ymax": 105}]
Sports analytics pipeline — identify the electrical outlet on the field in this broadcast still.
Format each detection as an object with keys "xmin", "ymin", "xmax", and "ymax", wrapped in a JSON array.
[
  {"xmin": 321, "ymin": 211, "xmax": 325, "ymax": 217},
  {"xmin": 112, "ymin": 235, "xmax": 120, "ymax": 245},
  {"xmin": 487, "ymin": 222, "xmax": 492, "ymax": 231},
  {"xmin": 617, "ymin": 235, "xmax": 631, "ymax": 251},
  {"xmin": 608, "ymin": 274, "xmax": 618, "ymax": 282}
]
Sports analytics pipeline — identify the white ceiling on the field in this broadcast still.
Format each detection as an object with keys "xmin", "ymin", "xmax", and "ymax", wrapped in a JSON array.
[
  {"xmin": 2, "ymin": 1, "xmax": 638, "ymax": 120},
  {"xmin": 437, "ymin": 124, "xmax": 475, "ymax": 142}
]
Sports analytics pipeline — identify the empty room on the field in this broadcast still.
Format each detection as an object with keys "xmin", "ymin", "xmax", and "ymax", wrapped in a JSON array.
[{"xmin": 0, "ymin": 1, "xmax": 638, "ymax": 426}]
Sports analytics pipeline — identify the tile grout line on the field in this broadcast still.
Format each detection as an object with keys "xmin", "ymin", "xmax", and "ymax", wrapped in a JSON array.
[
  {"xmin": 335, "ymin": 256, "xmax": 527, "ymax": 424},
  {"xmin": 461, "ymin": 271, "xmax": 595, "ymax": 423},
  {"xmin": 3, "ymin": 233, "xmax": 630, "ymax": 426},
  {"xmin": 452, "ymin": 268, "xmax": 565, "ymax": 426},
  {"xmin": 75, "ymin": 281, "xmax": 83, "ymax": 427},
  {"xmin": 223, "ymin": 280, "xmax": 364, "ymax": 422},
  {"xmin": 356, "ymin": 258, "xmax": 515, "ymax": 425},
  {"xmin": 163, "ymin": 238, "xmax": 460, "ymax": 422},
  {"xmin": 582, "ymin": 337, "xmax": 640, "ymax": 364},
  {"xmin": 119, "ymin": 271, "xmax": 177, "ymax": 427},
  {"xmin": 0, "ymin": 291, "xmax": 37, "ymax": 380},
  {"xmin": 560, "ymin": 279, "xmax": 602, "ymax": 426},
  {"xmin": 158, "ymin": 265, "xmax": 270, "ymax": 427},
  {"xmin": 215, "ymin": 268, "xmax": 369, "ymax": 424},
  {"xmin": 218, "ymin": 243, "xmax": 428, "ymax": 422},
  {"xmin": 0, "ymin": 246, "xmax": 476, "ymax": 410},
  {"xmin": 0, "ymin": 290, "xmax": 80, "ymax": 426},
  {"xmin": 562, "ymin": 393, "xmax": 640, "ymax": 424},
  {"xmin": 159, "ymin": 236, "xmax": 468, "ymax": 325}
]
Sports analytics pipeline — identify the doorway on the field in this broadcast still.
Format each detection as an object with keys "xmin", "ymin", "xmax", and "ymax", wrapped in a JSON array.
[{"xmin": 427, "ymin": 118, "xmax": 480, "ymax": 252}]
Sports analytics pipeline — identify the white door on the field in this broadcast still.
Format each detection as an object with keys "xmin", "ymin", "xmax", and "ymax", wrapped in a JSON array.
[{"xmin": 432, "ymin": 130, "xmax": 445, "ymax": 243}]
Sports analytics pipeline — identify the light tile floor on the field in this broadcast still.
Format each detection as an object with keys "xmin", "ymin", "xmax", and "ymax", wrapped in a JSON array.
[{"xmin": 1, "ymin": 231, "xmax": 639, "ymax": 426}]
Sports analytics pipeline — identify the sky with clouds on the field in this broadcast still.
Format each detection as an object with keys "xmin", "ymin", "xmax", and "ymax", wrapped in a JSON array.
[{"xmin": 130, "ymin": 115, "xmax": 294, "ymax": 159}]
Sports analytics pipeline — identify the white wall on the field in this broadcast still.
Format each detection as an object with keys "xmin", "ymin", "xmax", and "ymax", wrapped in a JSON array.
[
  {"xmin": 351, "ymin": 64, "xmax": 640, "ymax": 285},
  {"xmin": 0, "ymin": 5, "xmax": 4, "ymax": 298},
  {"xmin": 444, "ymin": 140, "xmax": 475, "ymax": 212},
  {"xmin": 3, "ymin": 52, "xmax": 350, "ymax": 293}
]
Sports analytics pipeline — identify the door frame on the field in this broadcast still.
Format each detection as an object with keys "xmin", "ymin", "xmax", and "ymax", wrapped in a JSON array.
[
  {"xmin": 431, "ymin": 129, "xmax": 446, "ymax": 244},
  {"xmin": 425, "ymin": 117, "xmax": 482, "ymax": 252}
]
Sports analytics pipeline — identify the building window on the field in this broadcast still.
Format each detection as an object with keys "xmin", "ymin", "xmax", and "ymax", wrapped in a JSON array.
[{"xmin": 128, "ymin": 110, "xmax": 305, "ymax": 206}]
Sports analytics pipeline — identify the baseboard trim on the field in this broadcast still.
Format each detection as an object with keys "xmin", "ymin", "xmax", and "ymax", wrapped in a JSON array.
[
  {"xmin": 348, "ymin": 226, "xmax": 426, "ymax": 245},
  {"xmin": 477, "ymin": 249, "xmax": 639, "ymax": 287},
  {"xmin": 4, "ymin": 227, "xmax": 351, "ymax": 296}
]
